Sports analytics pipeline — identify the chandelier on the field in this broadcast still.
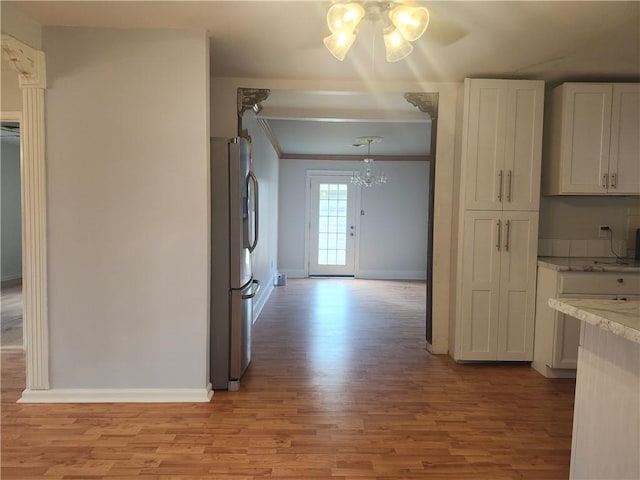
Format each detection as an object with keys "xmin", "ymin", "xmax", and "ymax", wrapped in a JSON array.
[
  {"xmin": 351, "ymin": 136, "xmax": 388, "ymax": 188},
  {"xmin": 323, "ymin": 1, "xmax": 430, "ymax": 62}
]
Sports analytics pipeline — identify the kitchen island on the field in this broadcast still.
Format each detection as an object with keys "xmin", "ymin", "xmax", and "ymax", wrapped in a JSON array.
[{"xmin": 548, "ymin": 298, "xmax": 639, "ymax": 480}]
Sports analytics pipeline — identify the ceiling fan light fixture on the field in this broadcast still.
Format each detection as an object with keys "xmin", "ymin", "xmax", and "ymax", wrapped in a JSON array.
[
  {"xmin": 324, "ymin": 1, "xmax": 427, "ymax": 62},
  {"xmin": 388, "ymin": 4, "xmax": 430, "ymax": 42},
  {"xmin": 383, "ymin": 26, "xmax": 413, "ymax": 62},
  {"xmin": 323, "ymin": 31, "xmax": 357, "ymax": 61},
  {"xmin": 326, "ymin": 2, "xmax": 366, "ymax": 34}
]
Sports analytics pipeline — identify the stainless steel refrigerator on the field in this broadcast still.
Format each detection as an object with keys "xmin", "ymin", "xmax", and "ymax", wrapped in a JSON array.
[{"xmin": 210, "ymin": 135, "xmax": 260, "ymax": 391}]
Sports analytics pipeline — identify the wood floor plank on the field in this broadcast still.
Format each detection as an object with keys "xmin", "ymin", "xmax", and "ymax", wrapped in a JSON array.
[{"xmin": 1, "ymin": 279, "xmax": 575, "ymax": 478}]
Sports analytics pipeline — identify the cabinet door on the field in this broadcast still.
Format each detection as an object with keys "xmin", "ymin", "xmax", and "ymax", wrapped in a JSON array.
[
  {"xmin": 497, "ymin": 211, "xmax": 538, "ymax": 360},
  {"xmin": 552, "ymin": 313, "xmax": 581, "ymax": 369},
  {"xmin": 463, "ymin": 80, "xmax": 508, "ymax": 210},
  {"xmin": 503, "ymin": 81, "xmax": 544, "ymax": 211},
  {"xmin": 460, "ymin": 211, "xmax": 502, "ymax": 360},
  {"xmin": 559, "ymin": 83, "xmax": 613, "ymax": 193},
  {"xmin": 609, "ymin": 84, "xmax": 640, "ymax": 194}
]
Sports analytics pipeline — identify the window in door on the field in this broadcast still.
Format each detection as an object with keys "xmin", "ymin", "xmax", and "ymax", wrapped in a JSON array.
[{"xmin": 308, "ymin": 175, "xmax": 358, "ymax": 276}]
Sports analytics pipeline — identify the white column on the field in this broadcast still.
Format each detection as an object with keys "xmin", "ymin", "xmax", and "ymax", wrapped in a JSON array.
[
  {"xmin": 20, "ymin": 85, "xmax": 49, "ymax": 390},
  {"xmin": 1, "ymin": 34, "xmax": 49, "ymax": 390}
]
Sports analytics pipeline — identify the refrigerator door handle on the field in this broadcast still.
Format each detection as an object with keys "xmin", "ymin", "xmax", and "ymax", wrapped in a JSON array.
[
  {"xmin": 247, "ymin": 170, "xmax": 259, "ymax": 253},
  {"xmin": 241, "ymin": 279, "xmax": 261, "ymax": 300}
]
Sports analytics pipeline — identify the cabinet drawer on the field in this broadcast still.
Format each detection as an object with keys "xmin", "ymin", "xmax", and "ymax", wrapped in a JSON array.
[{"xmin": 559, "ymin": 272, "xmax": 640, "ymax": 295}]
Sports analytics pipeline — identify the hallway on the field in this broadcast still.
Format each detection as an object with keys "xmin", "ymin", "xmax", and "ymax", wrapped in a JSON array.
[
  {"xmin": 1, "ymin": 279, "xmax": 574, "ymax": 479},
  {"xmin": 0, "ymin": 282, "xmax": 22, "ymax": 348}
]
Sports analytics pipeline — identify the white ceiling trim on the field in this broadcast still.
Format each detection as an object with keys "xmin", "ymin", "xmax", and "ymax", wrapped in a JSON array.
[{"xmin": 256, "ymin": 117, "xmax": 430, "ymax": 162}]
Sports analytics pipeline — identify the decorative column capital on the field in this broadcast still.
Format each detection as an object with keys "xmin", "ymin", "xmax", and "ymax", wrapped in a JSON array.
[
  {"xmin": 237, "ymin": 88, "xmax": 270, "ymax": 116},
  {"xmin": 404, "ymin": 92, "xmax": 438, "ymax": 120},
  {"xmin": 1, "ymin": 34, "xmax": 46, "ymax": 89}
]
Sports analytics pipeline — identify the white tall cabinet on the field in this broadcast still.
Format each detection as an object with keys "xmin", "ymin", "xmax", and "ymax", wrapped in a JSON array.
[{"xmin": 452, "ymin": 79, "xmax": 544, "ymax": 361}]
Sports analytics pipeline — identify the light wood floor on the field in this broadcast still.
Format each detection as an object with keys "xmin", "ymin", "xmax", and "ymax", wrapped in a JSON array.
[
  {"xmin": 0, "ymin": 282, "xmax": 23, "ymax": 348},
  {"xmin": 1, "ymin": 279, "xmax": 575, "ymax": 479}
]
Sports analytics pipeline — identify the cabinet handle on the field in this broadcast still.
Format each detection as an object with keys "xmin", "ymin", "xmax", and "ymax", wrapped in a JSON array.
[
  {"xmin": 507, "ymin": 170, "xmax": 512, "ymax": 202},
  {"xmin": 602, "ymin": 173, "xmax": 609, "ymax": 190},
  {"xmin": 498, "ymin": 170, "xmax": 504, "ymax": 202},
  {"xmin": 504, "ymin": 220, "xmax": 511, "ymax": 251},
  {"xmin": 496, "ymin": 220, "xmax": 502, "ymax": 251},
  {"xmin": 610, "ymin": 173, "xmax": 617, "ymax": 189}
]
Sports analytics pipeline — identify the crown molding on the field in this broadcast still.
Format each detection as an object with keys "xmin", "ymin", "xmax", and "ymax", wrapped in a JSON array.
[
  {"xmin": 237, "ymin": 88, "xmax": 271, "ymax": 116},
  {"xmin": 279, "ymin": 153, "xmax": 429, "ymax": 162},
  {"xmin": 256, "ymin": 117, "xmax": 284, "ymax": 158},
  {"xmin": 404, "ymin": 92, "xmax": 438, "ymax": 120}
]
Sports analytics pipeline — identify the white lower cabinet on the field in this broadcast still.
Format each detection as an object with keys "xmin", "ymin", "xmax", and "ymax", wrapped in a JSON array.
[
  {"xmin": 454, "ymin": 210, "xmax": 539, "ymax": 361},
  {"xmin": 532, "ymin": 268, "xmax": 640, "ymax": 378}
]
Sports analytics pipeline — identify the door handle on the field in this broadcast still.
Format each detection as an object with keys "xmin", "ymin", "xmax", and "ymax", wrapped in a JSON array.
[
  {"xmin": 498, "ymin": 170, "xmax": 503, "ymax": 202},
  {"xmin": 504, "ymin": 220, "xmax": 511, "ymax": 251},
  {"xmin": 507, "ymin": 170, "xmax": 512, "ymax": 202},
  {"xmin": 241, "ymin": 279, "xmax": 261, "ymax": 299},
  {"xmin": 247, "ymin": 170, "xmax": 259, "ymax": 253},
  {"xmin": 496, "ymin": 220, "xmax": 502, "ymax": 251},
  {"xmin": 602, "ymin": 173, "xmax": 609, "ymax": 190},
  {"xmin": 610, "ymin": 173, "xmax": 617, "ymax": 189}
]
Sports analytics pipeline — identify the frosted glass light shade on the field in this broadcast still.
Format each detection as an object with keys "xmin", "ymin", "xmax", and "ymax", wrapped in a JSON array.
[
  {"xmin": 389, "ymin": 5, "xmax": 429, "ymax": 42},
  {"xmin": 383, "ymin": 27, "xmax": 413, "ymax": 62},
  {"xmin": 326, "ymin": 3, "xmax": 365, "ymax": 34},
  {"xmin": 323, "ymin": 31, "xmax": 357, "ymax": 61}
]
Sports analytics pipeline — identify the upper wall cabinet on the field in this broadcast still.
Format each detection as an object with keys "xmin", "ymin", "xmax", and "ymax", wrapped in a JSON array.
[
  {"xmin": 461, "ymin": 79, "xmax": 544, "ymax": 211},
  {"xmin": 543, "ymin": 83, "xmax": 640, "ymax": 195}
]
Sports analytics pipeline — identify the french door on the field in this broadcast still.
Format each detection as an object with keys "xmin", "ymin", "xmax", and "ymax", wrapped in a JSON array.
[{"xmin": 308, "ymin": 174, "xmax": 358, "ymax": 276}]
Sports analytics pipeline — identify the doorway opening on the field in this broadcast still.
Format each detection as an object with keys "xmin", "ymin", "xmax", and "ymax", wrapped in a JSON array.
[
  {"xmin": 1, "ymin": 120, "xmax": 23, "ymax": 350},
  {"xmin": 247, "ymin": 89, "xmax": 437, "ymax": 343}
]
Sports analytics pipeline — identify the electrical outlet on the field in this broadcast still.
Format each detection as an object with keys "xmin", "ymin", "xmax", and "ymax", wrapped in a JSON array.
[{"xmin": 598, "ymin": 225, "xmax": 610, "ymax": 238}]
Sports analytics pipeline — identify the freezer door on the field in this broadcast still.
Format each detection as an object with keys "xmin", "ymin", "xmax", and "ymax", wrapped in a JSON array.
[{"xmin": 229, "ymin": 278, "xmax": 260, "ymax": 388}]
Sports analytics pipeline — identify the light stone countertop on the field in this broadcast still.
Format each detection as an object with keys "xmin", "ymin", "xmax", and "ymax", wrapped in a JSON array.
[
  {"xmin": 548, "ymin": 298, "xmax": 640, "ymax": 344},
  {"xmin": 538, "ymin": 257, "xmax": 640, "ymax": 273}
]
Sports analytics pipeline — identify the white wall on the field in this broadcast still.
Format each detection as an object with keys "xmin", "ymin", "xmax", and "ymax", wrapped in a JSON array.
[
  {"xmin": 539, "ymin": 196, "xmax": 633, "ymax": 256},
  {"xmin": 539, "ymin": 196, "xmax": 630, "ymax": 240},
  {"xmin": 1, "ymin": 136, "xmax": 22, "ymax": 282},
  {"xmin": 243, "ymin": 113, "xmax": 279, "ymax": 317},
  {"xmin": 0, "ymin": 2, "xmax": 42, "ymax": 49},
  {"xmin": 44, "ymin": 27, "xmax": 210, "ymax": 389},
  {"xmin": 0, "ymin": 2, "xmax": 34, "ymax": 113},
  {"xmin": 278, "ymin": 158, "xmax": 429, "ymax": 279},
  {"xmin": 1, "ymin": 60, "xmax": 22, "ymax": 112}
]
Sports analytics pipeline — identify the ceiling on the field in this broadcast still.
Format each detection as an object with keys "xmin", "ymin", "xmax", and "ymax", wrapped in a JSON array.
[
  {"xmin": 256, "ymin": 90, "xmax": 432, "ymax": 159},
  {"xmin": 7, "ymin": 1, "xmax": 640, "ymax": 159}
]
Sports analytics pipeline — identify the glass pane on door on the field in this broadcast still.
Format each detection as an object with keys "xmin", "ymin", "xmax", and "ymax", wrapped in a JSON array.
[{"xmin": 317, "ymin": 183, "xmax": 349, "ymax": 265}]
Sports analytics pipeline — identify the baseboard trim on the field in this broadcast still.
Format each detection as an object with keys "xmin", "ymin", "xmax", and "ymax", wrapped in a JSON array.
[
  {"xmin": 1, "ymin": 276, "xmax": 22, "ymax": 287},
  {"xmin": 253, "ymin": 281, "xmax": 274, "ymax": 324},
  {"xmin": 357, "ymin": 270, "xmax": 427, "ymax": 280},
  {"xmin": 18, "ymin": 383, "xmax": 214, "ymax": 403},
  {"xmin": 278, "ymin": 270, "xmax": 427, "ymax": 280},
  {"xmin": 0, "ymin": 345, "xmax": 25, "ymax": 351},
  {"xmin": 279, "ymin": 269, "xmax": 306, "ymax": 279}
]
